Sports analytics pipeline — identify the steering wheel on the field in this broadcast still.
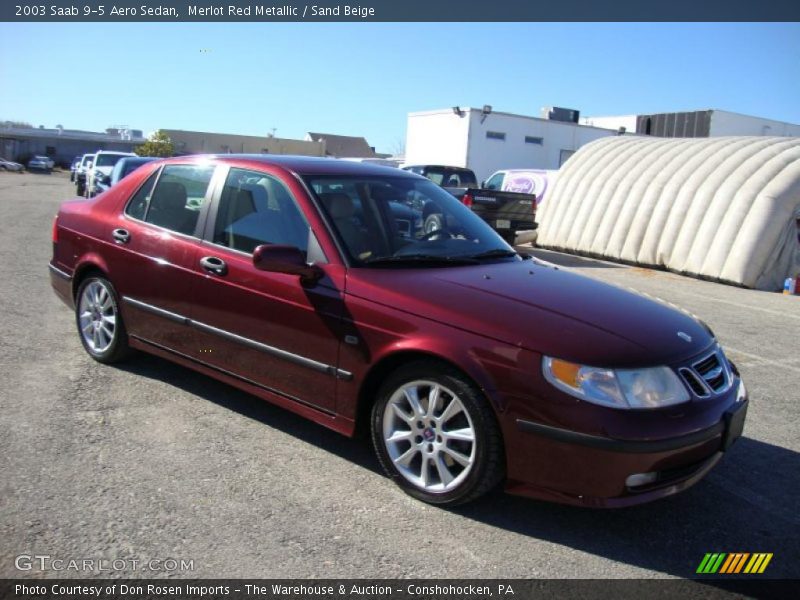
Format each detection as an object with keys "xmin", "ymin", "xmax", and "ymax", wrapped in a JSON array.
[
  {"xmin": 419, "ymin": 227, "xmax": 454, "ymax": 241},
  {"xmin": 420, "ymin": 213, "xmax": 454, "ymax": 241}
]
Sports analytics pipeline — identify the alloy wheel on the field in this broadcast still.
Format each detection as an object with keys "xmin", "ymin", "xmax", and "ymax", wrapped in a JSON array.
[
  {"xmin": 77, "ymin": 280, "xmax": 117, "ymax": 354},
  {"xmin": 382, "ymin": 380, "xmax": 476, "ymax": 493}
]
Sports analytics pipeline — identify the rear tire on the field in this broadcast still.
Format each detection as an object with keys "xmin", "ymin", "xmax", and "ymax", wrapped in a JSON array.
[
  {"xmin": 75, "ymin": 276, "xmax": 130, "ymax": 364},
  {"xmin": 371, "ymin": 361, "xmax": 504, "ymax": 506}
]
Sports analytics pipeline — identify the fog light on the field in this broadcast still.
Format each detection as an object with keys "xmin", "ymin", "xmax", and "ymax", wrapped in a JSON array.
[{"xmin": 626, "ymin": 472, "xmax": 658, "ymax": 487}]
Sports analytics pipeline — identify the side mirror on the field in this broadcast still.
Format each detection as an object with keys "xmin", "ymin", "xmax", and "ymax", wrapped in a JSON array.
[
  {"xmin": 253, "ymin": 244, "xmax": 323, "ymax": 285},
  {"xmin": 480, "ymin": 180, "xmax": 486, "ymax": 189}
]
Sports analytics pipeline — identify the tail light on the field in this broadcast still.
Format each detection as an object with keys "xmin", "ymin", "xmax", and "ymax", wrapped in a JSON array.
[
  {"xmin": 52, "ymin": 215, "xmax": 58, "ymax": 243},
  {"xmin": 462, "ymin": 193, "xmax": 473, "ymax": 208}
]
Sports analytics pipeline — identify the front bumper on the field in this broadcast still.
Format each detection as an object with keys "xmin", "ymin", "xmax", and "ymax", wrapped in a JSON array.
[{"xmin": 504, "ymin": 394, "xmax": 748, "ymax": 508}]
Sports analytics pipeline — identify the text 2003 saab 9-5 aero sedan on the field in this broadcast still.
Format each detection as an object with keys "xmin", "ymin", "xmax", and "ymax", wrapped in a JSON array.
[{"xmin": 49, "ymin": 155, "xmax": 748, "ymax": 507}]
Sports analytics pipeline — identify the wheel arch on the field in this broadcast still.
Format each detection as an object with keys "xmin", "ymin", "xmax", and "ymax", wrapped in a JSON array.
[
  {"xmin": 354, "ymin": 348, "xmax": 501, "ymax": 437},
  {"xmin": 71, "ymin": 256, "xmax": 111, "ymax": 300}
]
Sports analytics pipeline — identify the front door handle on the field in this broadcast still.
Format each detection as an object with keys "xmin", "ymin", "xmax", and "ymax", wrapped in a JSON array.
[
  {"xmin": 112, "ymin": 228, "xmax": 130, "ymax": 244},
  {"xmin": 200, "ymin": 256, "xmax": 228, "ymax": 276}
]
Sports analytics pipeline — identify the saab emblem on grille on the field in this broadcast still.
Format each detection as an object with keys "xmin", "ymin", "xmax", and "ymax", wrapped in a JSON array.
[{"xmin": 677, "ymin": 332, "xmax": 692, "ymax": 342}]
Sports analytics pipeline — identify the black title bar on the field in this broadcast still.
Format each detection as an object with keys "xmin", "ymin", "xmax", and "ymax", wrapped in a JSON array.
[
  {"xmin": 1, "ymin": 579, "xmax": 797, "ymax": 600},
  {"xmin": 2, "ymin": 0, "xmax": 800, "ymax": 22}
]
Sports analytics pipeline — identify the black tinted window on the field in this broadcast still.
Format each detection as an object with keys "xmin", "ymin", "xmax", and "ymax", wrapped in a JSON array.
[
  {"xmin": 122, "ymin": 160, "xmax": 150, "ymax": 178},
  {"xmin": 213, "ymin": 168, "xmax": 309, "ymax": 254},
  {"xmin": 143, "ymin": 165, "xmax": 214, "ymax": 235},
  {"xmin": 124, "ymin": 170, "xmax": 159, "ymax": 221}
]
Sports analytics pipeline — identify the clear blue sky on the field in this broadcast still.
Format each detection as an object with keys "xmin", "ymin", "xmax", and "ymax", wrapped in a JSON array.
[{"xmin": 1, "ymin": 22, "xmax": 798, "ymax": 153}]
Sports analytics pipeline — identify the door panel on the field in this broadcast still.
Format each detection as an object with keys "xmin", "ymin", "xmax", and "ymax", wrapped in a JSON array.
[
  {"xmin": 105, "ymin": 164, "xmax": 218, "ymax": 355},
  {"xmin": 184, "ymin": 167, "xmax": 344, "ymax": 412}
]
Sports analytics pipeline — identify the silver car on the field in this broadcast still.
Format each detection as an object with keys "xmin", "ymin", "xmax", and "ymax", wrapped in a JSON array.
[
  {"xmin": 27, "ymin": 155, "xmax": 54, "ymax": 172},
  {"xmin": 0, "ymin": 158, "xmax": 24, "ymax": 172}
]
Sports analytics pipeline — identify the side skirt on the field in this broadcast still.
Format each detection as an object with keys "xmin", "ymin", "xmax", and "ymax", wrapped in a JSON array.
[{"xmin": 128, "ymin": 335, "xmax": 356, "ymax": 438}]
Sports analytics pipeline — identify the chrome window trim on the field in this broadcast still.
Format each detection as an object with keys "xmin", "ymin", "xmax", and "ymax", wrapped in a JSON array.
[{"xmin": 122, "ymin": 296, "xmax": 352, "ymax": 381}]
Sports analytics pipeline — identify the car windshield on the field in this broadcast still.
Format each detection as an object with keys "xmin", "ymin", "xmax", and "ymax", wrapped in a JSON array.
[
  {"xmin": 96, "ymin": 154, "xmax": 127, "ymax": 167},
  {"xmin": 306, "ymin": 175, "xmax": 515, "ymax": 267}
]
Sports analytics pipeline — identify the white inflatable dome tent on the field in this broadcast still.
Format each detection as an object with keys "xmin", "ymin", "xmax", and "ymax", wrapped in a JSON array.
[{"xmin": 536, "ymin": 136, "xmax": 800, "ymax": 291}]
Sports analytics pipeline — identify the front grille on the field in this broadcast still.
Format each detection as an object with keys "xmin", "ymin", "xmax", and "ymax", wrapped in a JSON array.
[
  {"xmin": 679, "ymin": 368, "xmax": 708, "ymax": 396},
  {"xmin": 679, "ymin": 348, "xmax": 732, "ymax": 398}
]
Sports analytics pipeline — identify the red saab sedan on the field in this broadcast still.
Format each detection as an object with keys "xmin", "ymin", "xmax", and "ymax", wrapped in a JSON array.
[{"xmin": 49, "ymin": 155, "xmax": 748, "ymax": 507}]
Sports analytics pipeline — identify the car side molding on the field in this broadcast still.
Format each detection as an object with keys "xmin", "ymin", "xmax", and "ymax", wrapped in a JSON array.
[{"xmin": 122, "ymin": 296, "xmax": 353, "ymax": 381}]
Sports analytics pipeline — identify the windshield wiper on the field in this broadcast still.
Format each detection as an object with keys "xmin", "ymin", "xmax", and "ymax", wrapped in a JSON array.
[
  {"xmin": 468, "ymin": 249, "xmax": 519, "ymax": 260},
  {"xmin": 364, "ymin": 254, "xmax": 479, "ymax": 266}
]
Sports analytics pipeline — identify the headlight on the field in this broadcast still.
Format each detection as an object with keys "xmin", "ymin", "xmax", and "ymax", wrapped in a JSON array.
[{"xmin": 542, "ymin": 357, "xmax": 690, "ymax": 409}]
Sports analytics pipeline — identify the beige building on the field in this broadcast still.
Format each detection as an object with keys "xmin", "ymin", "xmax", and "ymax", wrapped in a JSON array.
[
  {"xmin": 305, "ymin": 132, "xmax": 378, "ymax": 158},
  {"xmin": 162, "ymin": 129, "xmax": 325, "ymax": 156}
]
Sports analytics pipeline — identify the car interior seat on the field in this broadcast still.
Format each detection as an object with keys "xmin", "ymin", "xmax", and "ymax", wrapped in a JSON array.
[
  {"xmin": 319, "ymin": 192, "xmax": 370, "ymax": 258},
  {"xmin": 149, "ymin": 181, "xmax": 195, "ymax": 235}
]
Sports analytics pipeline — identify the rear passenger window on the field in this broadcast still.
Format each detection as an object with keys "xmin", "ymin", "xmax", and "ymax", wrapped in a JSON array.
[
  {"xmin": 125, "ymin": 170, "xmax": 159, "ymax": 220},
  {"xmin": 129, "ymin": 165, "xmax": 215, "ymax": 236},
  {"xmin": 213, "ymin": 168, "xmax": 309, "ymax": 254}
]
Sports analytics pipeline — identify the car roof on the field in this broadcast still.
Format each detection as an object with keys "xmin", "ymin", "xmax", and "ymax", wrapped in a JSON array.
[
  {"xmin": 119, "ymin": 156, "xmax": 155, "ymax": 162},
  {"xmin": 402, "ymin": 164, "xmax": 473, "ymax": 171},
  {"xmin": 166, "ymin": 154, "xmax": 420, "ymax": 178}
]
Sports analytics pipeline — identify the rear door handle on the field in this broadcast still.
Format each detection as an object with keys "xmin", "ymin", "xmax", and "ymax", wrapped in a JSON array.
[
  {"xmin": 200, "ymin": 256, "xmax": 228, "ymax": 276},
  {"xmin": 112, "ymin": 228, "xmax": 130, "ymax": 244}
]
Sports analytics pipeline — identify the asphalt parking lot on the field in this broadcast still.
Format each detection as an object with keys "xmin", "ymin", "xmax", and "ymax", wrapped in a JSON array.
[{"xmin": 1, "ymin": 171, "xmax": 798, "ymax": 581}]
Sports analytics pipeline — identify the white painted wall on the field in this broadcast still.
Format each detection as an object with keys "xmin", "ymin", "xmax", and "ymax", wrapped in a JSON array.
[
  {"xmin": 404, "ymin": 110, "xmax": 471, "ymax": 167},
  {"xmin": 406, "ymin": 108, "xmax": 618, "ymax": 182},
  {"xmin": 579, "ymin": 114, "xmax": 638, "ymax": 133},
  {"xmin": 465, "ymin": 110, "xmax": 616, "ymax": 181},
  {"xmin": 710, "ymin": 110, "xmax": 800, "ymax": 137}
]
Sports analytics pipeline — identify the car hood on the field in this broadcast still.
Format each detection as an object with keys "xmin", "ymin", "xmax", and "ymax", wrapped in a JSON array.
[{"xmin": 345, "ymin": 258, "xmax": 713, "ymax": 368}]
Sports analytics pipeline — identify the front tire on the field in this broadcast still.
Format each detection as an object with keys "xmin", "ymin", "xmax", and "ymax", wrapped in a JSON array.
[
  {"xmin": 371, "ymin": 361, "xmax": 504, "ymax": 506},
  {"xmin": 75, "ymin": 276, "xmax": 130, "ymax": 364}
]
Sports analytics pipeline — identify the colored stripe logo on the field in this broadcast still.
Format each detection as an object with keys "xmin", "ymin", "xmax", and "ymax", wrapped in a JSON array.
[{"xmin": 697, "ymin": 553, "xmax": 773, "ymax": 574}]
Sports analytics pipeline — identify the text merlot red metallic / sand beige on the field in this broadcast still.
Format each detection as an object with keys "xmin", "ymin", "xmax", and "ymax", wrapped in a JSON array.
[{"xmin": 49, "ymin": 154, "xmax": 748, "ymax": 507}]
